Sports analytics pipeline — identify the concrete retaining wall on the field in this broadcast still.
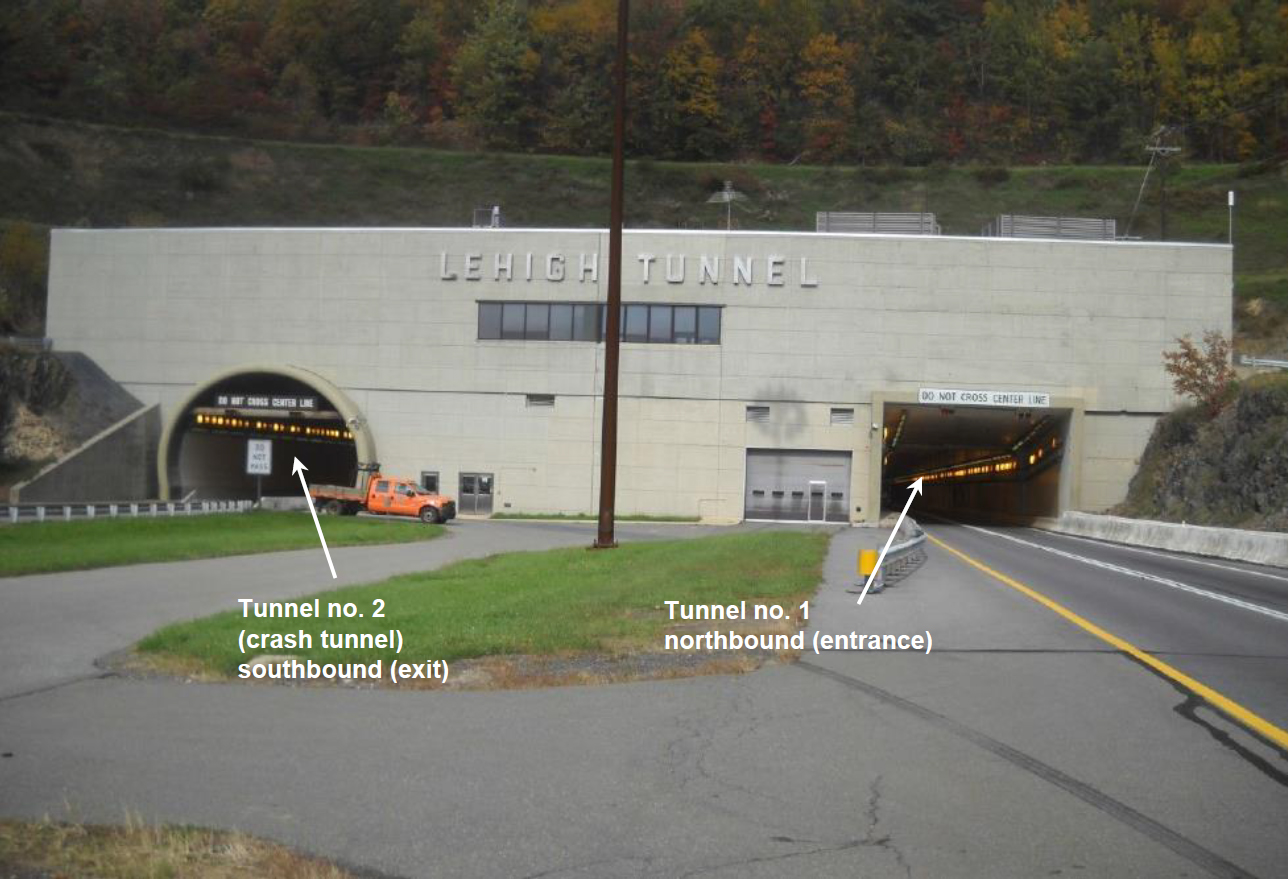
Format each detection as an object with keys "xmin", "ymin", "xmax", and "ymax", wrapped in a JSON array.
[
  {"xmin": 11, "ymin": 404, "xmax": 160, "ymax": 503},
  {"xmin": 1039, "ymin": 511, "xmax": 1288, "ymax": 568}
]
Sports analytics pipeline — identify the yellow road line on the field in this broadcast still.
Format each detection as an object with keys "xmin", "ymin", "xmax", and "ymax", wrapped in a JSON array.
[{"xmin": 927, "ymin": 532, "xmax": 1288, "ymax": 751}]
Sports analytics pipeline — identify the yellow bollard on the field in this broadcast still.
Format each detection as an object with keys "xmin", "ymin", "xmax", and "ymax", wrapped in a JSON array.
[{"xmin": 858, "ymin": 549, "xmax": 878, "ymax": 578}]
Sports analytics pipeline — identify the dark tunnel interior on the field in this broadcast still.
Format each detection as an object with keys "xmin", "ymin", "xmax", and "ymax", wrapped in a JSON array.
[
  {"xmin": 880, "ymin": 403, "xmax": 1071, "ymax": 522},
  {"xmin": 169, "ymin": 373, "xmax": 358, "ymax": 500}
]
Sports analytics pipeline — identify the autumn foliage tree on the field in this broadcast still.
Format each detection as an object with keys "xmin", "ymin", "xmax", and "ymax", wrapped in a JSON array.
[
  {"xmin": 1, "ymin": 0, "xmax": 1285, "ymax": 164},
  {"xmin": 1162, "ymin": 331, "xmax": 1236, "ymax": 416}
]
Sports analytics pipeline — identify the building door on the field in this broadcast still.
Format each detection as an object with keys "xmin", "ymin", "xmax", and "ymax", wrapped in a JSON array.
[
  {"xmin": 459, "ymin": 472, "xmax": 494, "ymax": 515},
  {"xmin": 744, "ymin": 450, "xmax": 851, "ymax": 523},
  {"xmin": 807, "ymin": 481, "xmax": 826, "ymax": 522}
]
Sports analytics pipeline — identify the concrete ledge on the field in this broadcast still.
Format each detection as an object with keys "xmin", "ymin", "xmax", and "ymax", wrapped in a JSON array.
[
  {"xmin": 260, "ymin": 496, "xmax": 309, "ymax": 512},
  {"xmin": 1037, "ymin": 511, "xmax": 1288, "ymax": 568}
]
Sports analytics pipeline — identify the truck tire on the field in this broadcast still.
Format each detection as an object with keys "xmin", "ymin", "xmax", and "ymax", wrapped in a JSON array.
[
  {"xmin": 322, "ymin": 500, "xmax": 342, "ymax": 515},
  {"xmin": 419, "ymin": 506, "xmax": 441, "ymax": 524},
  {"xmin": 343, "ymin": 503, "xmax": 360, "ymax": 516}
]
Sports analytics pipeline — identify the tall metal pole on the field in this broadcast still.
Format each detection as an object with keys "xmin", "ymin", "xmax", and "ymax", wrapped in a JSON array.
[{"xmin": 595, "ymin": 0, "xmax": 628, "ymax": 549}]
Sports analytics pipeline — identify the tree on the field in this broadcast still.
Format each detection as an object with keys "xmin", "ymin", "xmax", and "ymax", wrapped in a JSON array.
[
  {"xmin": 450, "ymin": 0, "xmax": 539, "ymax": 149},
  {"xmin": 656, "ymin": 28, "xmax": 727, "ymax": 159},
  {"xmin": 1162, "ymin": 331, "xmax": 1236, "ymax": 416},
  {"xmin": 0, "ymin": 223, "xmax": 49, "ymax": 334},
  {"xmin": 796, "ymin": 32, "xmax": 854, "ymax": 163}
]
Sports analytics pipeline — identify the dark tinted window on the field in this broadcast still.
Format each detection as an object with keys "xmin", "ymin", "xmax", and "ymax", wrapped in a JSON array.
[
  {"xmin": 624, "ymin": 304, "xmax": 648, "ymax": 342},
  {"xmin": 501, "ymin": 303, "xmax": 526, "ymax": 339},
  {"xmin": 673, "ymin": 306, "xmax": 697, "ymax": 343},
  {"xmin": 478, "ymin": 303, "xmax": 502, "ymax": 339},
  {"xmin": 550, "ymin": 304, "xmax": 573, "ymax": 340},
  {"xmin": 698, "ymin": 307, "xmax": 721, "ymax": 344},
  {"xmin": 525, "ymin": 303, "xmax": 550, "ymax": 339},
  {"xmin": 573, "ymin": 304, "xmax": 600, "ymax": 341},
  {"xmin": 648, "ymin": 305, "xmax": 672, "ymax": 342}
]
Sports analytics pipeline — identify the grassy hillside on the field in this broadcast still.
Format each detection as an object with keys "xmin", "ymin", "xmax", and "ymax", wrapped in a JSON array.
[{"xmin": 2, "ymin": 111, "xmax": 1285, "ymax": 352}]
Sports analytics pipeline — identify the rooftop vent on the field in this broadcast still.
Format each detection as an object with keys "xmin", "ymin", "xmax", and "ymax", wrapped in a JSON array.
[
  {"xmin": 816, "ymin": 212, "xmax": 940, "ymax": 235},
  {"xmin": 982, "ymin": 215, "xmax": 1116, "ymax": 240}
]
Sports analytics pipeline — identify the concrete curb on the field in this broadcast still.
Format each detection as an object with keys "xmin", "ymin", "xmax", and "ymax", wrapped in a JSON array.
[{"xmin": 1036, "ymin": 511, "xmax": 1288, "ymax": 568}]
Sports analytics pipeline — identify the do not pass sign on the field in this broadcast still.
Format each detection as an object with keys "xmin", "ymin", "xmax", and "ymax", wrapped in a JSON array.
[{"xmin": 246, "ymin": 439, "xmax": 273, "ymax": 475}]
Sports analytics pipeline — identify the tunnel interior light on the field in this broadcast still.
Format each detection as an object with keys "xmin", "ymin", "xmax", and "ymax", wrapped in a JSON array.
[{"xmin": 191, "ymin": 413, "xmax": 353, "ymax": 442}]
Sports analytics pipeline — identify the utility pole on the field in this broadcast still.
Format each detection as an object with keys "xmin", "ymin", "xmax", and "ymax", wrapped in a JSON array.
[
  {"xmin": 1145, "ymin": 143, "xmax": 1180, "ymax": 240},
  {"xmin": 595, "ymin": 0, "xmax": 628, "ymax": 549}
]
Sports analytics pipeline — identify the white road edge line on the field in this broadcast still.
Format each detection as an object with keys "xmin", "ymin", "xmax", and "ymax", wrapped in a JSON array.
[
  {"xmin": 962, "ymin": 524, "xmax": 1288, "ymax": 624},
  {"xmin": 1025, "ymin": 527, "xmax": 1288, "ymax": 584}
]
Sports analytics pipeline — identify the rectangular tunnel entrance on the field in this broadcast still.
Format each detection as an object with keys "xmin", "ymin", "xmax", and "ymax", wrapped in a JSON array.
[{"xmin": 879, "ymin": 401, "xmax": 1075, "ymax": 522}]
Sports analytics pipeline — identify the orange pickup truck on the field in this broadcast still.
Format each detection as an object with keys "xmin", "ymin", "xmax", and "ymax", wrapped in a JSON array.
[{"xmin": 312, "ymin": 466, "xmax": 456, "ymax": 524}]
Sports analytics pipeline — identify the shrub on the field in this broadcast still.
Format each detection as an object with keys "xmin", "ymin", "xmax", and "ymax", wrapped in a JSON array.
[{"xmin": 1162, "ymin": 331, "xmax": 1236, "ymax": 416}]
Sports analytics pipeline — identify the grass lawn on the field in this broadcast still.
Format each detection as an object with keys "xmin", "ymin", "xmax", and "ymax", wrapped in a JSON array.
[
  {"xmin": 138, "ymin": 531, "xmax": 829, "ymax": 677},
  {"xmin": 0, "ymin": 511, "xmax": 443, "ymax": 577},
  {"xmin": 0, "ymin": 818, "xmax": 354, "ymax": 879},
  {"xmin": 490, "ymin": 511, "xmax": 700, "ymax": 522}
]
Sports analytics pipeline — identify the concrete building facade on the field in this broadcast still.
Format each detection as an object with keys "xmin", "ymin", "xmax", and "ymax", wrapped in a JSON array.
[{"xmin": 45, "ymin": 227, "xmax": 1231, "ymax": 522}]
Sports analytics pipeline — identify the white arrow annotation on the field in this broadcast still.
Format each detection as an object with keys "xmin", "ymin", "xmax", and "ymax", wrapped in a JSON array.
[
  {"xmin": 857, "ymin": 477, "xmax": 923, "ymax": 605},
  {"xmin": 293, "ymin": 456, "xmax": 337, "ymax": 579}
]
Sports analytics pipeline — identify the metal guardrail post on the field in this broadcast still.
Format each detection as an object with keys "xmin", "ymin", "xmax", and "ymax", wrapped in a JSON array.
[
  {"xmin": 853, "ymin": 522, "xmax": 927, "ymax": 596},
  {"xmin": 63, "ymin": 505, "xmax": 71, "ymax": 521},
  {"xmin": 86, "ymin": 504, "xmax": 94, "ymax": 519},
  {"xmin": 9, "ymin": 508, "xmax": 17, "ymax": 525}
]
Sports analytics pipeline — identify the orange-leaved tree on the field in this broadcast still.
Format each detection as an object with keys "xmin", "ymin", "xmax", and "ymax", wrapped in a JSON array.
[{"xmin": 1162, "ymin": 330, "xmax": 1235, "ymax": 416}]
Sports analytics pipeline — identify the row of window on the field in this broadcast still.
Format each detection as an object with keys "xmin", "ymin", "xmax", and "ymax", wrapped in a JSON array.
[{"xmin": 478, "ymin": 302, "xmax": 722, "ymax": 344}]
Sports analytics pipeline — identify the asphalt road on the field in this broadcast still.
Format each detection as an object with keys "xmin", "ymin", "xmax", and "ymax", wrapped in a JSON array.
[
  {"xmin": 1, "ymin": 519, "xmax": 1285, "ymax": 878},
  {"xmin": 925, "ymin": 521, "xmax": 1288, "ymax": 731}
]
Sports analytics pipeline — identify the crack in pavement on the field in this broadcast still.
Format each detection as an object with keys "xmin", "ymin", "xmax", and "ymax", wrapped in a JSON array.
[
  {"xmin": 862, "ymin": 775, "xmax": 912, "ymax": 879},
  {"xmin": 796, "ymin": 660, "xmax": 1263, "ymax": 879}
]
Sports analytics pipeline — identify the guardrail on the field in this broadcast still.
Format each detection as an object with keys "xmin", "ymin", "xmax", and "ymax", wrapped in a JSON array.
[
  {"xmin": 1239, "ymin": 354, "xmax": 1288, "ymax": 370},
  {"xmin": 858, "ymin": 518, "xmax": 927, "ymax": 594},
  {"xmin": 3, "ymin": 499, "xmax": 254, "ymax": 525}
]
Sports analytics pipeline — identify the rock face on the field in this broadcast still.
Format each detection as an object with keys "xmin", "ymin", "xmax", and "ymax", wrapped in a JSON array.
[
  {"xmin": 0, "ymin": 346, "xmax": 71, "ymax": 461},
  {"xmin": 1120, "ymin": 377, "xmax": 1288, "ymax": 532},
  {"xmin": 1, "ymin": 346, "xmax": 143, "ymax": 482}
]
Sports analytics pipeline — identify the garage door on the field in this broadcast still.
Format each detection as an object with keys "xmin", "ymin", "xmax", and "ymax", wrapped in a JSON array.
[{"xmin": 745, "ymin": 450, "xmax": 852, "ymax": 522}]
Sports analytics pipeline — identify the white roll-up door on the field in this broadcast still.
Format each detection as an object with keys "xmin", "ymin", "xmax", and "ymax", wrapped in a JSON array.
[{"xmin": 744, "ymin": 450, "xmax": 852, "ymax": 522}]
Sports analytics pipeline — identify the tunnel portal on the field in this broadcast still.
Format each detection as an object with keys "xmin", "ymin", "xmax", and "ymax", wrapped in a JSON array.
[
  {"xmin": 166, "ymin": 371, "xmax": 359, "ymax": 500},
  {"xmin": 880, "ymin": 403, "xmax": 1073, "ymax": 521}
]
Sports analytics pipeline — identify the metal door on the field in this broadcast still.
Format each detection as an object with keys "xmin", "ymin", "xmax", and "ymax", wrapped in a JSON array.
[{"xmin": 459, "ymin": 472, "xmax": 495, "ymax": 515}]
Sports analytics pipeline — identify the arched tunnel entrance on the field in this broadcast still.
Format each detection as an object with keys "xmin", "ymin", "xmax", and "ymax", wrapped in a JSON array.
[
  {"xmin": 160, "ymin": 367, "xmax": 375, "ymax": 500},
  {"xmin": 878, "ymin": 399, "xmax": 1078, "ymax": 522}
]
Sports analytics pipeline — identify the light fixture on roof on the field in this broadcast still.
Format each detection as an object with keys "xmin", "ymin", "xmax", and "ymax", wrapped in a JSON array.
[{"xmin": 706, "ymin": 181, "xmax": 746, "ymax": 231}]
